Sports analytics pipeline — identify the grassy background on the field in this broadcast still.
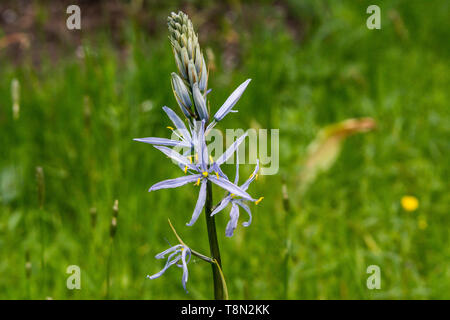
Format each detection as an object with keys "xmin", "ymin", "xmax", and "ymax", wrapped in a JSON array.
[{"xmin": 0, "ymin": 0, "xmax": 448, "ymax": 299}]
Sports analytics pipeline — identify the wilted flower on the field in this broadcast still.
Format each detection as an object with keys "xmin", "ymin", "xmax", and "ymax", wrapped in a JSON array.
[{"xmin": 147, "ymin": 244, "xmax": 191, "ymax": 292}]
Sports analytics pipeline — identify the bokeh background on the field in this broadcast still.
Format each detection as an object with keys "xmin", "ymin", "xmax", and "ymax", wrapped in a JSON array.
[{"xmin": 0, "ymin": 0, "xmax": 448, "ymax": 299}]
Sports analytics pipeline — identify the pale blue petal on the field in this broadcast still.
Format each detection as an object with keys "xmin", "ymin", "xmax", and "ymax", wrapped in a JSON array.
[
  {"xmin": 225, "ymin": 203, "xmax": 240, "ymax": 237},
  {"xmin": 213, "ymin": 79, "xmax": 251, "ymax": 121},
  {"xmin": 208, "ymin": 175, "xmax": 255, "ymax": 201},
  {"xmin": 147, "ymin": 251, "xmax": 181, "ymax": 280},
  {"xmin": 211, "ymin": 195, "xmax": 232, "ymax": 216},
  {"xmin": 133, "ymin": 137, "xmax": 189, "ymax": 147},
  {"xmin": 186, "ymin": 179, "xmax": 207, "ymax": 226},
  {"xmin": 208, "ymin": 162, "xmax": 229, "ymax": 180},
  {"xmin": 196, "ymin": 120, "xmax": 208, "ymax": 171},
  {"xmin": 216, "ymin": 132, "xmax": 248, "ymax": 166},
  {"xmin": 241, "ymin": 159, "xmax": 260, "ymax": 191},
  {"xmin": 154, "ymin": 145, "xmax": 196, "ymax": 170},
  {"xmin": 237, "ymin": 200, "xmax": 252, "ymax": 227},
  {"xmin": 162, "ymin": 106, "xmax": 192, "ymax": 142},
  {"xmin": 155, "ymin": 244, "xmax": 183, "ymax": 259},
  {"xmin": 234, "ymin": 147, "xmax": 240, "ymax": 184},
  {"xmin": 181, "ymin": 248, "xmax": 190, "ymax": 293},
  {"xmin": 149, "ymin": 174, "xmax": 201, "ymax": 192},
  {"xmin": 205, "ymin": 120, "xmax": 216, "ymax": 132}
]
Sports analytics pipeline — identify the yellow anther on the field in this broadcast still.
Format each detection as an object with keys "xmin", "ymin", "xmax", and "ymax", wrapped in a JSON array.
[
  {"xmin": 184, "ymin": 165, "xmax": 188, "ymax": 174},
  {"xmin": 166, "ymin": 126, "xmax": 174, "ymax": 131},
  {"xmin": 195, "ymin": 178, "xmax": 201, "ymax": 186},
  {"xmin": 188, "ymin": 156, "xmax": 193, "ymax": 164},
  {"xmin": 230, "ymin": 193, "xmax": 236, "ymax": 199},
  {"xmin": 209, "ymin": 155, "xmax": 214, "ymax": 163},
  {"xmin": 215, "ymin": 172, "xmax": 219, "ymax": 179},
  {"xmin": 255, "ymin": 174, "xmax": 259, "ymax": 180},
  {"xmin": 202, "ymin": 171, "xmax": 209, "ymax": 177},
  {"xmin": 255, "ymin": 197, "xmax": 264, "ymax": 205},
  {"xmin": 195, "ymin": 153, "xmax": 198, "ymax": 162}
]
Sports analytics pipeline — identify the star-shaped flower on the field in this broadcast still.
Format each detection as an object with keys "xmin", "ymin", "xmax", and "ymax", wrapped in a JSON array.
[
  {"xmin": 148, "ymin": 120, "xmax": 256, "ymax": 226},
  {"xmin": 211, "ymin": 149, "xmax": 263, "ymax": 237}
]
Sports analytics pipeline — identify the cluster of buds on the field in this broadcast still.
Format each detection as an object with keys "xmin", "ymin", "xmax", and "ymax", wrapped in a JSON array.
[{"xmin": 168, "ymin": 11, "xmax": 209, "ymax": 122}]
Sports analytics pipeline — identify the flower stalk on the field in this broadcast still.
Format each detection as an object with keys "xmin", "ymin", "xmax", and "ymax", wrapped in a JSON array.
[
  {"xmin": 137, "ymin": 11, "xmax": 257, "ymax": 299},
  {"xmin": 204, "ymin": 180, "xmax": 225, "ymax": 300}
]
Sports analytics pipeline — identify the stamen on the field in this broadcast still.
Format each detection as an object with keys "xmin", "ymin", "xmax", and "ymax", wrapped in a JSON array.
[
  {"xmin": 202, "ymin": 171, "xmax": 209, "ymax": 177},
  {"xmin": 255, "ymin": 174, "xmax": 259, "ymax": 180},
  {"xmin": 195, "ymin": 178, "xmax": 201, "ymax": 186},
  {"xmin": 215, "ymin": 172, "xmax": 219, "ymax": 179},
  {"xmin": 188, "ymin": 156, "xmax": 193, "ymax": 164},
  {"xmin": 184, "ymin": 165, "xmax": 188, "ymax": 174},
  {"xmin": 255, "ymin": 196, "xmax": 264, "ymax": 205},
  {"xmin": 195, "ymin": 153, "xmax": 198, "ymax": 162},
  {"xmin": 209, "ymin": 155, "xmax": 214, "ymax": 163},
  {"xmin": 166, "ymin": 126, "xmax": 174, "ymax": 131}
]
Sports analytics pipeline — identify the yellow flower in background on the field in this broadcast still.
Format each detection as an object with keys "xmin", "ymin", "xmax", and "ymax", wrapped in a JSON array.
[
  {"xmin": 401, "ymin": 195, "xmax": 419, "ymax": 211},
  {"xmin": 418, "ymin": 215, "xmax": 428, "ymax": 230}
]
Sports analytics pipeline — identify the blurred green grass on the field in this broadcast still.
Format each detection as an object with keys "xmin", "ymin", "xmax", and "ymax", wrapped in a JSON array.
[{"xmin": 0, "ymin": 0, "xmax": 449, "ymax": 299}]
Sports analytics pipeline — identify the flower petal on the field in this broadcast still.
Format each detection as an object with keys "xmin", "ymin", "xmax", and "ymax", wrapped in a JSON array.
[
  {"xmin": 209, "ymin": 162, "xmax": 229, "ymax": 180},
  {"xmin": 133, "ymin": 137, "xmax": 189, "ymax": 147},
  {"xmin": 186, "ymin": 179, "xmax": 207, "ymax": 226},
  {"xmin": 237, "ymin": 200, "xmax": 252, "ymax": 227},
  {"xmin": 234, "ymin": 147, "xmax": 240, "ymax": 185},
  {"xmin": 149, "ymin": 174, "xmax": 201, "ymax": 192},
  {"xmin": 208, "ymin": 175, "xmax": 254, "ymax": 201},
  {"xmin": 155, "ymin": 244, "xmax": 183, "ymax": 259},
  {"xmin": 162, "ymin": 106, "xmax": 192, "ymax": 142},
  {"xmin": 241, "ymin": 159, "xmax": 260, "ymax": 191},
  {"xmin": 211, "ymin": 195, "xmax": 232, "ymax": 216},
  {"xmin": 181, "ymin": 248, "xmax": 190, "ymax": 293},
  {"xmin": 147, "ymin": 251, "xmax": 181, "ymax": 280},
  {"xmin": 154, "ymin": 145, "xmax": 197, "ymax": 170},
  {"xmin": 225, "ymin": 203, "xmax": 240, "ymax": 237},
  {"xmin": 213, "ymin": 79, "xmax": 251, "ymax": 121},
  {"xmin": 215, "ymin": 132, "xmax": 248, "ymax": 166},
  {"xmin": 194, "ymin": 120, "xmax": 208, "ymax": 172}
]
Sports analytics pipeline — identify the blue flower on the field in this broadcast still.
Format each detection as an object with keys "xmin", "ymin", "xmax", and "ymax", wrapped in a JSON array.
[
  {"xmin": 211, "ymin": 150, "xmax": 263, "ymax": 237},
  {"xmin": 148, "ymin": 120, "xmax": 256, "ymax": 226},
  {"xmin": 147, "ymin": 244, "xmax": 191, "ymax": 293}
]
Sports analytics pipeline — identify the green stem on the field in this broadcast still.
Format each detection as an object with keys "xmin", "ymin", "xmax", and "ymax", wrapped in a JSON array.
[{"xmin": 204, "ymin": 180, "xmax": 224, "ymax": 300}]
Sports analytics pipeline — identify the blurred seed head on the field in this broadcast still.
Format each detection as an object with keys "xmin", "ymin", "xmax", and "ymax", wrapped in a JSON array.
[
  {"xmin": 25, "ymin": 250, "xmax": 31, "ymax": 279},
  {"xmin": 11, "ymin": 78, "xmax": 20, "ymax": 120},
  {"xmin": 89, "ymin": 207, "xmax": 97, "ymax": 228},
  {"xmin": 35, "ymin": 166, "xmax": 45, "ymax": 209},
  {"xmin": 110, "ymin": 199, "xmax": 119, "ymax": 238}
]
